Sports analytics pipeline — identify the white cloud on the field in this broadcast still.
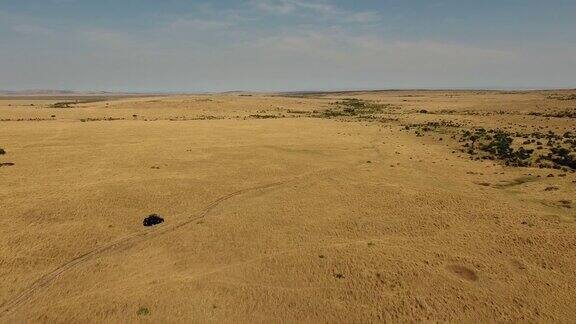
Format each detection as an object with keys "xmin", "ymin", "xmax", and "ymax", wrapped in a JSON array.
[
  {"xmin": 351, "ymin": 37, "xmax": 515, "ymax": 61},
  {"xmin": 78, "ymin": 29, "xmax": 128, "ymax": 45},
  {"xmin": 249, "ymin": 0, "xmax": 380, "ymax": 24},
  {"xmin": 10, "ymin": 24, "xmax": 55, "ymax": 37},
  {"xmin": 247, "ymin": 28, "xmax": 515, "ymax": 66},
  {"xmin": 344, "ymin": 11, "xmax": 381, "ymax": 24},
  {"xmin": 249, "ymin": 0, "xmax": 301, "ymax": 14},
  {"xmin": 249, "ymin": 0, "xmax": 339, "ymax": 15},
  {"xmin": 167, "ymin": 18, "xmax": 235, "ymax": 31}
]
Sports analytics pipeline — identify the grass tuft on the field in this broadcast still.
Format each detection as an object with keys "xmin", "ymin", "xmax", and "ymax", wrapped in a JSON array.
[{"xmin": 137, "ymin": 307, "xmax": 150, "ymax": 316}]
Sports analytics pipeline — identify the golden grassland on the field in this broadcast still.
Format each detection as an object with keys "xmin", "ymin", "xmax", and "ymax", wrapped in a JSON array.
[{"xmin": 0, "ymin": 90, "xmax": 575, "ymax": 322}]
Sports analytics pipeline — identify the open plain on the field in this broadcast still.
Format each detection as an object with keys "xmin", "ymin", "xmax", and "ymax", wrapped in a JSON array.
[{"xmin": 0, "ymin": 90, "xmax": 575, "ymax": 322}]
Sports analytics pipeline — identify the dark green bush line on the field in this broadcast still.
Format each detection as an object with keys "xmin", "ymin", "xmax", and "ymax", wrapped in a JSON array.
[
  {"xmin": 248, "ymin": 114, "xmax": 279, "ymax": 119},
  {"xmin": 461, "ymin": 128, "xmax": 575, "ymax": 169},
  {"xmin": 316, "ymin": 98, "xmax": 394, "ymax": 119},
  {"xmin": 50, "ymin": 102, "xmax": 74, "ymax": 108},
  {"xmin": 169, "ymin": 115, "xmax": 225, "ymax": 121},
  {"xmin": 547, "ymin": 94, "xmax": 576, "ymax": 101},
  {"xmin": 461, "ymin": 129, "xmax": 533, "ymax": 167},
  {"xmin": 403, "ymin": 120, "xmax": 461, "ymax": 137},
  {"xmin": 80, "ymin": 117, "xmax": 126, "ymax": 122},
  {"xmin": 527, "ymin": 109, "xmax": 576, "ymax": 118},
  {"xmin": 403, "ymin": 122, "xmax": 576, "ymax": 170},
  {"xmin": 1, "ymin": 118, "xmax": 53, "ymax": 122}
]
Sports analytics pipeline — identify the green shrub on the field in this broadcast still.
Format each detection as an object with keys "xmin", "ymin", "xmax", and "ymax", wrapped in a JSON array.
[{"xmin": 137, "ymin": 307, "xmax": 150, "ymax": 316}]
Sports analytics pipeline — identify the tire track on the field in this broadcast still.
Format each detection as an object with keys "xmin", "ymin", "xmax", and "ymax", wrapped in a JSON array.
[
  {"xmin": 0, "ymin": 179, "xmax": 289, "ymax": 317},
  {"xmin": 0, "ymin": 149, "xmax": 376, "ymax": 318}
]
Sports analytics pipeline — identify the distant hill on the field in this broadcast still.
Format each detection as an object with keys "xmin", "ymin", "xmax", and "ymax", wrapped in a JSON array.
[{"xmin": 0, "ymin": 90, "xmax": 127, "ymax": 96}]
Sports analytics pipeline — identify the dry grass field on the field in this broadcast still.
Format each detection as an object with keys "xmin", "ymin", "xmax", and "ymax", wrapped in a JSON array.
[{"xmin": 0, "ymin": 90, "xmax": 575, "ymax": 322}]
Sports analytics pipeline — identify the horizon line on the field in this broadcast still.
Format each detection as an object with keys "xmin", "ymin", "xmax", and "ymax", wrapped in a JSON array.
[{"xmin": 1, "ymin": 86, "xmax": 576, "ymax": 96}]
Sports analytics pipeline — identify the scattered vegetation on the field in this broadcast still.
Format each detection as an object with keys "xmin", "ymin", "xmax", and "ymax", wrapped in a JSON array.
[
  {"xmin": 403, "ymin": 120, "xmax": 461, "ymax": 137},
  {"xmin": 79, "ymin": 117, "xmax": 126, "ymax": 122},
  {"xmin": 528, "ymin": 109, "xmax": 576, "ymax": 118},
  {"xmin": 558, "ymin": 200, "xmax": 572, "ymax": 209},
  {"xmin": 50, "ymin": 102, "xmax": 75, "ymax": 108},
  {"xmin": 287, "ymin": 109, "xmax": 308, "ymax": 114},
  {"xmin": 315, "ymin": 98, "xmax": 395, "ymax": 122},
  {"xmin": 0, "ymin": 148, "xmax": 5, "ymax": 155},
  {"xmin": 547, "ymin": 94, "xmax": 576, "ymax": 101},
  {"xmin": 248, "ymin": 114, "xmax": 279, "ymax": 119},
  {"xmin": 403, "ymin": 121, "xmax": 576, "ymax": 170},
  {"xmin": 1, "ymin": 117, "xmax": 55, "ymax": 122},
  {"xmin": 462, "ymin": 129, "xmax": 533, "ymax": 167},
  {"xmin": 169, "ymin": 115, "xmax": 225, "ymax": 121}
]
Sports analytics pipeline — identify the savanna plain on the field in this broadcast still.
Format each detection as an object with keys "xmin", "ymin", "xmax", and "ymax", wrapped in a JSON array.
[{"xmin": 0, "ymin": 90, "xmax": 575, "ymax": 322}]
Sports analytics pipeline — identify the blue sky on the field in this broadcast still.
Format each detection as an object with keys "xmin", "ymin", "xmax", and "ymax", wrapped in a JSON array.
[{"xmin": 1, "ymin": 0, "xmax": 575, "ymax": 91}]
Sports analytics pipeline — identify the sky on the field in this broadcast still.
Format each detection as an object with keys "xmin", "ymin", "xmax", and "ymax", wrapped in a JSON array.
[{"xmin": 0, "ymin": 0, "xmax": 575, "ymax": 92}]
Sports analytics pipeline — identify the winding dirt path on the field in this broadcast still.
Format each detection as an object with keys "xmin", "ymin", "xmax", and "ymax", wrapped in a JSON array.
[
  {"xmin": 0, "ymin": 179, "xmax": 289, "ymax": 318},
  {"xmin": 0, "ymin": 143, "xmax": 380, "ymax": 318}
]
